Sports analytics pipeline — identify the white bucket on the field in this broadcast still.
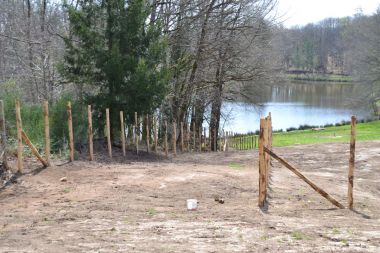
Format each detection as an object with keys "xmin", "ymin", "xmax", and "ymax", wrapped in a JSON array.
[{"xmin": 187, "ymin": 199, "xmax": 198, "ymax": 211}]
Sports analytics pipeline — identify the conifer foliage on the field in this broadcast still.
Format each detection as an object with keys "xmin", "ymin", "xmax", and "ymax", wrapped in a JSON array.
[{"xmin": 61, "ymin": 0, "xmax": 170, "ymax": 128}]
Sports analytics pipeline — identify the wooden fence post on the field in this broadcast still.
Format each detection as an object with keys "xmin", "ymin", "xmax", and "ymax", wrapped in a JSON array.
[
  {"xmin": 106, "ymin": 108, "xmax": 112, "ymax": 158},
  {"xmin": 146, "ymin": 114, "xmax": 150, "ymax": 153},
  {"xmin": 258, "ymin": 118, "xmax": 267, "ymax": 208},
  {"xmin": 186, "ymin": 124, "xmax": 190, "ymax": 152},
  {"xmin": 208, "ymin": 128, "xmax": 212, "ymax": 151},
  {"xmin": 214, "ymin": 129, "xmax": 217, "ymax": 152},
  {"xmin": 203, "ymin": 127, "xmax": 206, "ymax": 151},
  {"xmin": 180, "ymin": 122, "xmax": 184, "ymax": 152},
  {"xmin": 120, "ymin": 111, "xmax": 126, "ymax": 157},
  {"xmin": 348, "ymin": 115, "xmax": 356, "ymax": 209},
  {"xmin": 88, "ymin": 105, "xmax": 94, "ymax": 161},
  {"xmin": 199, "ymin": 126, "xmax": 202, "ymax": 152},
  {"xmin": 43, "ymin": 101, "xmax": 51, "ymax": 166},
  {"xmin": 67, "ymin": 101, "xmax": 74, "ymax": 162},
  {"xmin": 193, "ymin": 122, "xmax": 196, "ymax": 152},
  {"xmin": 173, "ymin": 121, "xmax": 177, "ymax": 156},
  {"xmin": 0, "ymin": 100, "xmax": 8, "ymax": 169},
  {"xmin": 154, "ymin": 116, "xmax": 158, "ymax": 153},
  {"xmin": 135, "ymin": 112, "xmax": 139, "ymax": 155},
  {"xmin": 15, "ymin": 100, "xmax": 23, "ymax": 171},
  {"xmin": 164, "ymin": 120, "xmax": 168, "ymax": 157}
]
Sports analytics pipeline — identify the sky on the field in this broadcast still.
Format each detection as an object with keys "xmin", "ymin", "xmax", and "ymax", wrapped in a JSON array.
[{"xmin": 277, "ymin": 0, "xmax": 380, "ymax": 27}]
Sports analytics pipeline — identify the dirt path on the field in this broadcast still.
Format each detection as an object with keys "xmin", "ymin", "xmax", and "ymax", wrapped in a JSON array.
[{"xmin": 1, "ymin": 141, "xmax": 379, "ymax": 252}]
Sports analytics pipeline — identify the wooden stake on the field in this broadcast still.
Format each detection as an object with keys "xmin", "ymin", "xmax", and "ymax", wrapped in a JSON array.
[
  {"xmin": 154, "ymin": 116, "xmax": 158, "ymax": 153},
  {"xmin": 135, "ymin": 112, "xmax": 139, "ymax": 154},
  {"xmin": 198, "ymin": 126, "xmax": 202, "ymax": 152},
  {"xmin": 146, "ymin": 114, "xmax": 150, "ymax": 153},
  {"xmin": 193, "ymin": 122, "xmax": 196, "ymax": 152},
  {"xmin": 186, "ymin": 123, "xmax": 190, "ymax": 152},
  {"xmin": 87, "ymin": 105, "xmax": 94, "ymax": 161},
  {"xmin": 203, "ymin": 127, "xmax": 206, "ymax": 152},
  {"xmin": 120, "ymin": 111, "xmax": 126, "ymax": 157},
  {"xmin": 0, "ymin": 100, "xmax": 8, "ymax": 169},
  {"xmin": 348, "ymin": 116, "xmax": 356, "ymax": 209},
  {"xmin": 180, "ymin": 122, "xmax": 184, "ymax": 152},
  {"xmin": 173, "ymin": 121, "xmax": 177, "ymax": 156},
  {"xmin": 43, "ymin": 101, "xmax": 51, "ymax": 166},
  {"xmin": 106, "ymin": 108, "xmax": 112, "ymax": 158},
  {"xmin": 15, "ymin": 100, "xmax": 23, "ymax": 171},
  {"xmin": 214, "ymin": 129, "xmax": 217, "ymax": 152},
  {"xmin": 258, "ymin": 118, "xmax": 267, "ymax": 207},
  {"xmin": 208, "ymin": 127, "xmax": 212, "ymax": 151},
  {"xmin": 67, "ymin": 101, "xmax": 74, "ymax": 162},
  {"xmin": 264, "ymin": 147, "xmax": 345, "ymax": 209},
  {"xmin": 21, "ymin": 130, "xmax": 48, "ymax": 167},
  {"xmin": 164, "ymin": 120, "xmax": 168, "ymax": 157}
]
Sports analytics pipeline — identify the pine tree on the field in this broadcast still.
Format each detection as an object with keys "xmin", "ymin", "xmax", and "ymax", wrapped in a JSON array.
[{"xmin": 61, "ymin": 0, "xmax": 169, "ymax": 134}]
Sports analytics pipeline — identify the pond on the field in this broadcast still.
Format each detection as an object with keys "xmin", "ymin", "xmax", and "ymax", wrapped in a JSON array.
[{"xmin": 221, "ymin": 81, "xmax": 374, "ymax": 133}]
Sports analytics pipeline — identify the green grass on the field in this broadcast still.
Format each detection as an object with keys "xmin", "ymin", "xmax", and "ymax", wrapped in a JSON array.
[
  {"xmin": 232, "ymin": 120, "xmax": 380, "ymax": 148},
  {"xmin": 376, "ymin": 100, "xmax": 380, "ymax": 107},
  {"xmin": 291, "ymin": 231, "xmax": 312, "ymax": 240},
  {"xmin": 272, "ymin": 120, "xmax": 380, "ymax": 147}
]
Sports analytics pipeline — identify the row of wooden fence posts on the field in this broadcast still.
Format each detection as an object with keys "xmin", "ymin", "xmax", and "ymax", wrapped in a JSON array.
[
  {"xmin": 258, "ymin": 113, "xmax": 357, "ymax": 210},
  {"xmin": 7, "ymin": 100, "xmax": 237, "ymax": 171}
]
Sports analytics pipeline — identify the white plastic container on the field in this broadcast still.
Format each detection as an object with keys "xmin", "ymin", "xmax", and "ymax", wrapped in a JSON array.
[{"xmin": 187, "ymin": 199, "xmax": 198, "ymax": 211}]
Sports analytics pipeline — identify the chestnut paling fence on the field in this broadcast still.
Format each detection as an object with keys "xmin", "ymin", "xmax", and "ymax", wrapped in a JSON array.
[{"xmin": 1, "ymin": 99, "xmax": 358, "ymax": 210}]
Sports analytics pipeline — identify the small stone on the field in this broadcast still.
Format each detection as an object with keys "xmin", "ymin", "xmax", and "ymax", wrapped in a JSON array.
[{"xmin": 59, "ymin": 177, "xmax": 67, "ymax": 182}]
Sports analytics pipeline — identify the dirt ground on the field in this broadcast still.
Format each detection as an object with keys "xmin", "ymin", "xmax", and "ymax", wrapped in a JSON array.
[{"xmin": 0, "ymin": 141, "xmax": 379, "ymax": 252}]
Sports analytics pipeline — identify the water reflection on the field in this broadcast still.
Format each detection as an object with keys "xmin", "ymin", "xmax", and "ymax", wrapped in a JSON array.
[{"xmin": 222, "ymin": 82, "xmax": 373, "ymax": 133}]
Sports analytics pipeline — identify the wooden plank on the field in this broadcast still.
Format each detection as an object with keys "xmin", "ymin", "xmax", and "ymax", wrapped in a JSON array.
[
  {"xmin": 21, "ymin": 130, "xmax": 48, "ymax": 167},
  {"xmin": 0, "ymin": 100, "xmax": 8, "ymax": 169},
  {"xmin": 67, "ymin": 101, "xmax": 74, "ymax": 162},
  {"xmin": 106, "ymin": 108, "xmax": 112, "ymax": 158},
  {"xmin": 16, "ymin": 100, "xmax": 23, "ymax": 171},
  {"xmin": 43, "ymin": 101, "xmax": 51, "ymax": 166},
  {"xmin": 88, "ymin": 105, "xmax": 94, "ymax": 161},
  {"xmin": 164, "ymin": 120, "xmax": 168, "ymax": 157},
  {"xmin": 120, "ymin": 111, "xmax": 126, "ymax": 156},
  {"xmin": 264, "ymin": 147, "xmax": 345, "ymax": 209},
  {"xmin": 258, "ymin": 118, "xmax": 267, "ymax": 207},
  {"xmin": 348, "ymin": 115, "xmax": 356, "ymax": 209},
  {"xmin": 146, "ymin": 114, "xmax": 150, "ymax": 153}
]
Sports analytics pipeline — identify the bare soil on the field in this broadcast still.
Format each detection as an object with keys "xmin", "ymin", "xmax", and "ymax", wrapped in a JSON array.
[{"xmin": 1, "ymin": 141, "xmax": 379, "ymax": 252}]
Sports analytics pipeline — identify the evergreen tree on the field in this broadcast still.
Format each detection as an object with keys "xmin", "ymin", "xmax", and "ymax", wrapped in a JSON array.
[{"xmin": 61, "ymin": 0, "xmax": 170, "ymax": 134}]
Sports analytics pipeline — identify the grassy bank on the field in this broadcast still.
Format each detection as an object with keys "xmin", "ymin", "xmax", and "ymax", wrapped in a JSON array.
[
  {"xmin": 287, "ymin": 73, "xmax": 353, "ymax": 83},
  {"xmin": 272, "ymin": 120, "xmax": 380, "ymax": 146},
  {"xmin": 231, "ymin": 120, "xmax": 380, "ymax": 148}
]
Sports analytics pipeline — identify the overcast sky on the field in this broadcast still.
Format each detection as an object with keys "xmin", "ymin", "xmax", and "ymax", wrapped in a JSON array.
[{"xmin": 277, "ymin": 0, "xmax": 380, "ymax": 27}]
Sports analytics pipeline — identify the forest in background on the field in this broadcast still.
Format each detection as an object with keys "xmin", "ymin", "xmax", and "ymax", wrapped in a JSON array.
[{"xmin": 0, "ymin": 0, "xmax": 379, "ymax": 152}]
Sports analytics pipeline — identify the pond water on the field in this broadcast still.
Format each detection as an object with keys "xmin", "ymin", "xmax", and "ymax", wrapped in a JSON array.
[{"xmin": 221, "ymin": 81, "xmax": 374, "ymax": 133}]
